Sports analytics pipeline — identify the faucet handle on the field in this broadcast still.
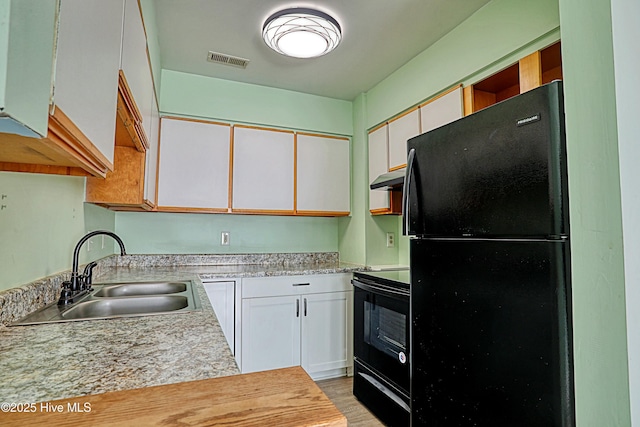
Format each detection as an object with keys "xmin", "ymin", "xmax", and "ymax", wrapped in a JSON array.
[
  {"xmin": 82, "ymin": 262, "xmax": 98, "ymax": 291},
  {"xmin": 58, "ymin": 281, "xmax": 73, "ymax": 305}
]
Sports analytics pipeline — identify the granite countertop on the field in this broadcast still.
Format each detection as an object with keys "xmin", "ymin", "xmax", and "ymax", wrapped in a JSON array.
[
  {"xmin": 0, "ymin": 271, "xmax": 238, "ymax": 403},
  {"xmin": 0, "ymin": 255, "xmax": 365, "ymax": 403}
]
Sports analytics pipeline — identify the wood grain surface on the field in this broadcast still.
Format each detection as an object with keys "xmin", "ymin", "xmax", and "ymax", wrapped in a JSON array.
[{"xmin": 0, "ymin": 367, "xmax": 346, "ymax": 427}]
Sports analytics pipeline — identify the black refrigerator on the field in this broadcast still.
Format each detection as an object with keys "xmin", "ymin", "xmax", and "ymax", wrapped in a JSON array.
[{"xmin": 404, "ymin": 81, "xmax": 575, "ymax": 426}]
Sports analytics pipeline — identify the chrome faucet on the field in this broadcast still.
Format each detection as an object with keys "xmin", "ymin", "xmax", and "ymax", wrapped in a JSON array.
[{"xmin": 58, "ymin": 231, "xmax": 127, "ymax": 305}]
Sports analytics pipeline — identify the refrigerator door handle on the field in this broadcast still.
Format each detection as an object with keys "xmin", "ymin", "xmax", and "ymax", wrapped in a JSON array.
[{"xmin": 402, "ymin": 148, "xmax": 416, "ymax": 236}]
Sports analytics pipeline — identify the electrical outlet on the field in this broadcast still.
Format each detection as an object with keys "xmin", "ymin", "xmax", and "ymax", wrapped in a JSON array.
[
  {"xmin": 221, "ymin": 231, "xmax": 230, "ymax": 246},
  {"xmin": 386, "ymin": 232, "xmax": 395, "ymax": 248}
]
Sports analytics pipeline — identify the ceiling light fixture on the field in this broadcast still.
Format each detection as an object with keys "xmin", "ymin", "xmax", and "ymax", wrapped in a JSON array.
[{"xmin": 262, "ymin": 7, "xmax": 342, "ymax": 59}]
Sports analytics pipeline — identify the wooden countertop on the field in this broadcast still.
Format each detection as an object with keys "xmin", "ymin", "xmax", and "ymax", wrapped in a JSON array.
[{"xmin": 0, "ymin": 367, "xmax": 347, "ymax": 427}]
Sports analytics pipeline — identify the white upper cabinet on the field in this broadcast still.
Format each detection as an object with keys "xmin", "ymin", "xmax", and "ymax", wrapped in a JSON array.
[
  {"xmin": 388, "ymin": 107, "xmax": 420, "ymax": 171},
  {"xmin": 232, "ymin": 126, "xmax": 295, "ymax": 212},
  {"xmin": 420, "ymin": 86, "xmax": 464, "ymax": 133},
  {"xmin": 157, "ymin": 118, "xmax": 231, "ymax": 210},
  {"xmin": 368, "ymin": 124, "xmax": 390, "ymax": 212},
  {"xmin": 54, "ymin": 0, "xmax": 124, "ymax": 165},
  {"xmin": 120, "ymin": 0, "xmax": 153, "ymax": 144},
  {"xmin": 296, "ymin": 133, "xmax": 350, "ymax": 214}
]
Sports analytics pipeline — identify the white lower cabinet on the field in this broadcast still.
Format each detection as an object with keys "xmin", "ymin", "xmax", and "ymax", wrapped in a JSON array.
[
  {"xmin": 241, "ymin": 295, "xmax": 301, "ymax": 373},
  {"xmin": 239, "ymin": 274, "xmax": 353, "ymax": 380},
  {"xmin": 300, "ymin": 291, "xmax": 351, "ymax": 376},
  {"xmin": 202, "ymin": 280, "xmax": 237, "ymax": 354}
]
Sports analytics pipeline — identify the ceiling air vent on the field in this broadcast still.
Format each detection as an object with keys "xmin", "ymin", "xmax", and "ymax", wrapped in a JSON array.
[{"xmin": 207, "ymin": 51, "xmax": 250, "ymax": 69}]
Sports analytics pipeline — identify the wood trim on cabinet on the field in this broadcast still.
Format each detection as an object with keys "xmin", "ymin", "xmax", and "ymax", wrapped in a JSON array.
[
  {"xmin": 370, "ymin": 208, "xmax": 393, "ymax": 215},
  {"xmin": 155, "ymin": 206, "xmax": 230, "ymax": 214},
  {"xmin": 463, "ymin": 86, "xmax": 474, "ymax": 116},
  {"xmin": 519, "ymin": 51, "xmax": 542, "ymax": 93},
  {"xmin": 162, "ymin": 115, "xmax": 232, "ymax": 128},
  {"xmin": 95, "ymin": 200, "xmax": 155, "ymax": 212},
  {"xmin": 296, "ymin": 132, "xmax": 349, "ymax": 141},
  {"xmin": 228, "ymin": 125, "xmax": 235, "ymax": 212},
  {"xmin": 293, "ymin": 133, "xmax": 298, "ymax": 213},
  {"xmin": 47, "ymin": 106, "xmax": 114, "ymax": 177},
  {"xmin": 296, "ymin": 210, "xmax": 350, "ymax": 217},
  {"xmin": 387, "ymin": 105, "xmax": 420, "ymax": 125},
  {"xmin": 233, "ymin": 124, "xmax": 295, "ymax": 135},
  {"xmin": 418, "ymin": 84, "xmax": 463, "ymax": 109},
  {"xmin": 0, "ymin": 162, "xmax": 87, "ymax": 176},
  {"xmin": 370, "ymin": 189, "xmax": 403, "ymax": 215},
  {"xmin": 117, "ymin": 71, "xmax": 143, "ymax": 124},
  {"xmin": 389, "ymin": 164, "xmax": 406, "ymax": 172},
  {"xmin": 154, "ymin": 116, "xmax": 163, "ymax": 208},
  {"xmin": 0, "ymin": 107, "xmax": 112, "ymax": 178},
  {"xmin": 368, "ymin": 121, "xmax": 388, "ymax": 135},
  {"xmin": 231, "ymin": 209, "xmax": 296, "ymax": 216}
]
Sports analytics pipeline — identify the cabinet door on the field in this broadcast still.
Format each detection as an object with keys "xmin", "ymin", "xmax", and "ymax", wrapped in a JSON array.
[
  {"xmin": 420, "ymin": 86, "xmax": 464, "ymax": 133},
  {"xmin": 157, "ymin": 118, "xmax": 231, "ymax": 209},
  {"xmin": 301, "ymin": 291, "xmax": 352, "ymax": 379},
  {"xmin": 144, "ymin": 90, "xmax": 159, "ymax": 205},
  {"xmin": 54, "ymin": 0, "xmax": 124, "ymax": 164},
  {"xmin": 388, "ymin": 108, "xmax": 420, "ymax": 171},
  {"xmin": 232, "ymin": 126, "xmax": 294, "ymax": 212},
  {"xmin": 203, "ymin": 281, "xmax": 235, "ymax": 353},
  {"xmin": 296, "ymin": 134, "xmax": 350, "ymax": 214},
  {"xmin": 120, "ymin": 0, "xmax": 153, "ymax": 145},
  {"xmin": 241, "ymin": 295, "xmax": 301, "ymax": 373},
  {"xmin": 368, "ymin": 125, "xmax": 390, "ymax": 212}
]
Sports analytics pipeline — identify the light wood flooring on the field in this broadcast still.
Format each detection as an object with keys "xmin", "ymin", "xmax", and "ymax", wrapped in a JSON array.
[{"xmin": 316, "ymin": 376, "xmax": 385, "ymax": 427}]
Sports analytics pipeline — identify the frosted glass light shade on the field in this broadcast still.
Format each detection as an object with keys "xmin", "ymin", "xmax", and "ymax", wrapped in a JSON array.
[{"xmin": 262, "ymin": 8, "xmax": 342, "ymax": 58}]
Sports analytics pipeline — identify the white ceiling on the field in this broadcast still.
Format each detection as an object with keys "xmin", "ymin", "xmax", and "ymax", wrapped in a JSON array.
[{"xmin": 154, "ymin": 0, "xmax": 491, "ymax": 101}]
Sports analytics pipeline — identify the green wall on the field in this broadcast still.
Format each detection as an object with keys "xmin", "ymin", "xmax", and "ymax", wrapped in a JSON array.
[
  {"xmin": 337, "ymin": 93, "xmax": 367, "ymax": 265},
  {"xmin": 116, "ymin": 212, "xmax": 338, "ymax": 254},
  {"xmin": 0, "ymin": 0, "xmax": 9, "ymax": 106},
  {"xmin": 558, "ymin": 0, "xmax": 630, "ymax": 424},
  {"xmin": 160, "ymin": 69, "xmax": 353, "ymax": 136},
  {"xmin": 0, "ymin": 172, "xmax": 115, "ymax": 291},
  {"xmin": 610, "ymin": 0, "xmax": 640, "ymax": 422},
  {"xmin": 138, "ymin": 0, "xmax": 162, "ymax": 95}
]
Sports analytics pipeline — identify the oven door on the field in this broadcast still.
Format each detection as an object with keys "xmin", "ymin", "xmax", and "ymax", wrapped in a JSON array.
[{"xmin": 353, "ymin": 278, "xmax": 410, "ymax": 393}]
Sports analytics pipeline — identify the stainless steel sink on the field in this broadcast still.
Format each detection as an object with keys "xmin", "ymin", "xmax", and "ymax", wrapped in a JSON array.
[
  {"xmin": 10, "ymin": 280, "xmax": 201, "ymax": 326},
  {"xmin": 62, "ymin": 295, "xmax": 190, "ymax": 320},
  {"xmin": 93, "ymin": 281, "xmax": 187, "ymax": 297}
]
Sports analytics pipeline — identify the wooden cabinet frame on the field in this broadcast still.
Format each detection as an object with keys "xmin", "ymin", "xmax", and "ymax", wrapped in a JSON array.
[
  {"xmin": 0, "ymin": 106, "xmax": 114, "ymax": 177},
  {"xmin": 464, "ymin": 41, "xmax": 562, "ymax": 115}
]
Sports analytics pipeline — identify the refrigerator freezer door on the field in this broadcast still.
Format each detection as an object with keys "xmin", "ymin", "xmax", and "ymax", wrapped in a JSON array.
[
  {"xmin": 405, "ymin": 81, "xmax": 568, "ymax": 238},
  {"xmin": 410, "ymin": 238, "xmax": 574, "ymax": 426}
]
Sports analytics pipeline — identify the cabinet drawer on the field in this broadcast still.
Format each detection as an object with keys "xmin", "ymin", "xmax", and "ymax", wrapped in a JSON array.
[{"xmin": 242, "ymin": 274, "xmax": 352, "ymax": 299}]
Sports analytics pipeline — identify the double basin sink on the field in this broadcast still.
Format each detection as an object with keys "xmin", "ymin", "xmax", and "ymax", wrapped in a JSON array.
[{"xmin": 11, "ymin": 280, "xmax": 201, "ymax": 326}]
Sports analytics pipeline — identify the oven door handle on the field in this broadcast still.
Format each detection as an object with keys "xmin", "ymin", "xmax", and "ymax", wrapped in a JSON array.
[{"xmin": 352, "ymin": 279, "xmax": 409, "ymax": 298}]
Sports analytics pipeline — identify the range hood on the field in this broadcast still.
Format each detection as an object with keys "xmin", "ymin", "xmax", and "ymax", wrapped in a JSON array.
[{"xmin": 370, "ymin": 169, "xmax": 405, "ymax": 190}]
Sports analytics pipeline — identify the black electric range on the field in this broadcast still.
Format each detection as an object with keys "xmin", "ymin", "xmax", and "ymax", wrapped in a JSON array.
[{"xmin": 352, "ymin": 268, "xmax": 411, "ymax": 427}]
